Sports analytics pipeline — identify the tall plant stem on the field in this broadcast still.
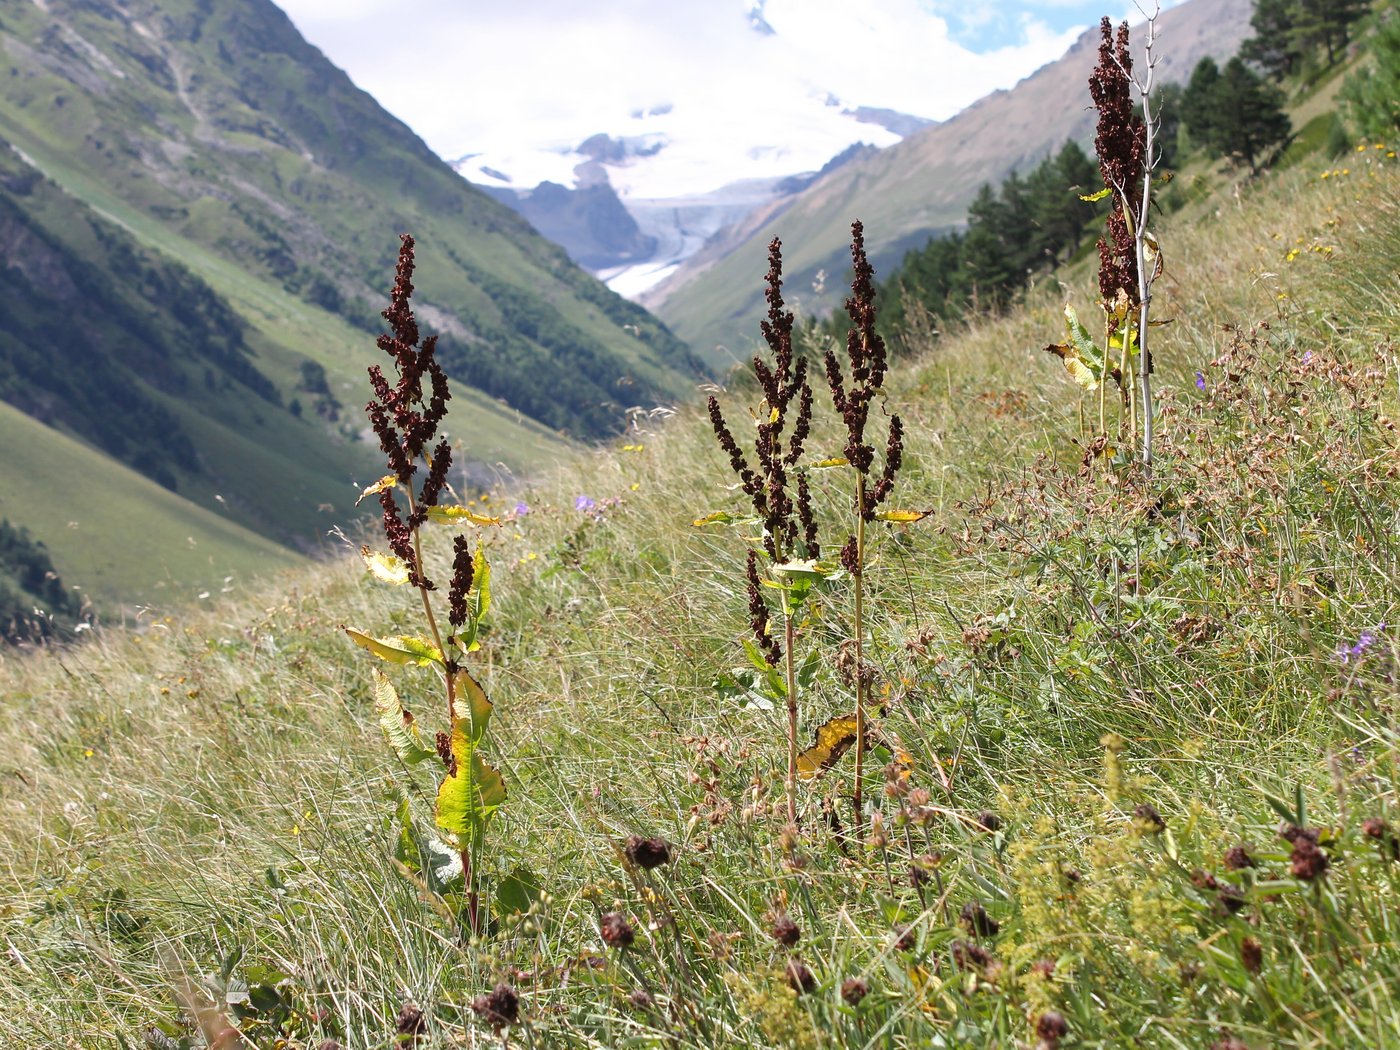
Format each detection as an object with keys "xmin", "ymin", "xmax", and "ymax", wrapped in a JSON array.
[
  {"xmin": 783, "ymin": 612, "xmax": 798, "ymax": 826},
  {"xmin": 852, "ymin": 474, "xmax": 868, "ymax": 834},
  {"xmin": 406, "ymin": 483, "xmax": 479, "ymax": 936}
]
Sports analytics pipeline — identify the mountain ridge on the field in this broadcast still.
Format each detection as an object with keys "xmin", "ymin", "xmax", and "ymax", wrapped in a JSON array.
[{"xmin": 646, "ymin": 0, "xmax": 1254, "ymax": 364}]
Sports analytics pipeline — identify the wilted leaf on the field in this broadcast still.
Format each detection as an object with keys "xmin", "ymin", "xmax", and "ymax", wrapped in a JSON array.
[
  {"xmin": 797, "ymin": 714, "xmax": 861, "ymax": 780},
  {"xmin": 436, "ymin": 722, "xmax": 506, "ymax": 850},
  {"xmin": 356, "ymin": 474, "xmax": 399, "ymax": 506},
  {"xmin": 1043, "ymin": 304, "xmax": 1108, "ymax": 392},
  {"xmin": 425, "ymin": 506, "xmax": 502, "ymax": 527},
  {"xmin": 344, "ymin": 627, "xmax": 444, "ymax": 667},
  {"xmin": 771, "ymin": 558, "xmax": 831, "ymax": 581},
  {"xmin": 373, "ymin": 671, "xmax": 435, "ymax": 765},
  {"xmin": 875, "ymin": 509, "xmax": 931, "ymax": 524},
  {"xmin": 360, "ymin": 546, "xmax": 411, "ymax": 585}
]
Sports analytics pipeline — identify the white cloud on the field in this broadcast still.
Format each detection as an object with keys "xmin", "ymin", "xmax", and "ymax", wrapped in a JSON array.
[{"xmin": 277, "ymin": 0, "xmax": 1090, "ymax": 196}]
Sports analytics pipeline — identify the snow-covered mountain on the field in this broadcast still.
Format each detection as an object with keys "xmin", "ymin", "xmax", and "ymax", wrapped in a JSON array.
[{"xmin": 426, "ymin": 0, "xmax": 1084, "ymax": 296}]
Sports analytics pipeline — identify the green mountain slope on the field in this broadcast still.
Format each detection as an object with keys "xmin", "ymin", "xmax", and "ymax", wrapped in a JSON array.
[
  {"xmin": 0, "ymin": 0, "xmax": 703, "ymax": 608},
  {"xmin": 645, "ymin": 0, "xmax": 1253, "ymax": 365},
  {"xmin": 0, "ymin": 0, "xmax": 703, "ymax": 437},
  {"xmin": 0, "ymin": 399, "xmax": 296, "ymax": 604}
]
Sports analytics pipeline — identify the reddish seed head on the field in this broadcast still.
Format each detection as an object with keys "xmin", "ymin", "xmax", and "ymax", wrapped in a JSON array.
[
  {"xmin": 600, "ymin": 911, "xmax": 635, "ymax": 949},
  {"xmin": 785, "ymin": 958, "xmax": 816, "ymax": 995},
  {"xmin": 841, "ymin": 977, "xmax": 869, "ymax": 1006},
  {"xmin": 471, "ymin": 983, "xmax": 519, "ymax": 1032},
  {"xmin": 769, "ymin": 913, "xmax": 801, "ymax": 947},
  {"xmin": 1223, "ymin": 845, "xmax": 1256, "ymax": 871},
  {"xmin": 1240, "ymin": 936, "xmax": 1263, "ymax": 975},
  {"xmin": 1036, "ymin": 1010, "xmax": 1069, "ymax": 1047},
  {"xmin": 395, "ymin": 1003, "xmax": 425, "ymax": 1045}
]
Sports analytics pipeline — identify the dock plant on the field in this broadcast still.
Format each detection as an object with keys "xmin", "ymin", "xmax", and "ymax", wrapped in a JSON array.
[
  {"xmin": 1046, "ymin": 11, "xmax": 1166, "ymax": 471},
  {"xmin": 823, "ymin": 220, "xmax": 907, "ymax": 830},
  {"xmin": 342, "ymin": 234, "xmax": 504, "ymax": 935},
  {"xmin": 704, "ymin": 237, "xmax": 821, "ymax": 825}
]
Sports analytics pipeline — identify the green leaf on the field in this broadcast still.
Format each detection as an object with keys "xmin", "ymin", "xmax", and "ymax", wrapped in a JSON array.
[
  {"xmin": 344, "ymin": 627, "xmax": 444, "ymax": 667},
  {"xmin": 435, "ymin": 722, "xmax": 507, "ymax": 850},
  {"xmin": 1262, "ymin": 789, "xmax": 1301, "ymax": 827},
  {"xmin": 742, "ymin": 638, "xmax": 775, "ymax": 673},
  {"xmin": 452, "ymin": 669, "xmax": 494, "ymax": 743},
  {"xmin": 692, "ymin": 511, "xmax": 735, "ymax": 527},
  {"xmin": 1079, "ymin": 185, "xmax": 1112, "ymax": 202},
  {"xmin": 373, "ymin": 671, "xmax": 435, "ymax": 765},
  {"xmin": 360, "ymin": 545, "xmax": 411, "ymax": 585},
  {"xmin": 425, "ymin": 506, "xmax": 502, "ymax": 527},
  {"xmin": 495, "ymin": 865, "xmax": 541, "ymax": 918}
]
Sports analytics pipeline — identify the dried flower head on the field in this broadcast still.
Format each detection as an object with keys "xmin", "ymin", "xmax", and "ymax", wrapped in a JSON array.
[
  {"xmin": 1036, "ymin": 1010, "xmax": 1069, "ymax": 1048},
  {"xmin": 1240, "ymin": 936, "xmax": 1263, "ymax": 975},
  {"xmin": 471, "ymin": 982, "xmax": 519, "ymax": 1032},
  {"xmin": 708, "ymin": 238, "xmax": 816, "ymax": 561},
  {"xmin": 824, "ymin": 221, "xmax": 905, "ymax": 524},
  {"xmin": 784, "ymin": 958, "xmax": 816, "ymax": 995},
  {"xmin": 960, "ymin": 900, "xmax": 1000, "ymax": 939},
  {"xmin": 1223, "ymin": 845, "xmax": 1256, "ymax": 871},
  {"xmin": 395, "ymin": 1003, "xmax": 426, "ymax": 1045},
  {"xmin": 768, "ymin": 912, "xmax": 801, "ymax": 947},
  {"xmin": 840, "ymin": 977, "xmax": 869, "ymax": 1006},
  {"xmin": 624, "ymin": 835, "xmax": 674, "ymax": 870},
  {"xmin": 600, "ymin": 911, "xmax": 635, "ymax": 949}
]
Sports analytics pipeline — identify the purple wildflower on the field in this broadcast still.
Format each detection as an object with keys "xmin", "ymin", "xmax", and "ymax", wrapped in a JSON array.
[
  {"xmin": 1195, "ymin": 371, "xmax": 1207, "ymax": 391},
  {"xmin": 1337, "ymin": 624, "xmax": 1386, "ymax": 663},
  {"xmin": 514, "ymin": 501, "xmax": 530, "ymax": 517},
  {"xmin": 575, "ymin": 495, "xmax": 597, "ymax": 513}
]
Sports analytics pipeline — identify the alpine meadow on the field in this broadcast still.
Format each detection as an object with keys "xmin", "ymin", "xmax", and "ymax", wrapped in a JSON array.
[{"xmin": 3, "ymin": 1, "xmax": 1400, "ymax": 1048}]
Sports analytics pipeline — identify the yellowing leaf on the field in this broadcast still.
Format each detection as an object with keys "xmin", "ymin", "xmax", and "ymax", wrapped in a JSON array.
[
  {"xmin": 356, "ymin": 474, "xmax": 399, "ymax": 506},
  {"xmin": 343, "ymin": 627, "xmax": 444, "ymax": 667},
  {"xmin": 372, "ymin": 671, "xmax": 435, "ymax": 765},
  {"xmin": 360, "ymin": 546, "xmax": 411, "ymax": 585},
  {"xmin": 425, "ymin": 506, "xmax": 502, "ymax": 527},
  {"xmin": 692, "ymin": 511, "xmax": 735, "ymax": 527},
  {"xmin": 435, "ymin": 721, "xmax": 506, "ymax": 850},
  {"xmin": 1079, "ymin": 186, "xmax": 1112, "ymax": 202},
  {"xmin": 813, "ymin": 456, "xmax": 849, "ymax": 469},
  {"xmin": 797, "ymin": 714, "xmax": 861, "ymax": 781},
  {"xmin": 452, "ymin": 668, "xmax": 494, "ymax": 743},
  {"xmin": 876, "ymin": 509, "xmax": 931, "ymax": 524},
  {"xmin": 769, "ymin": 406, "xmax": 781, "ymax": 423}
]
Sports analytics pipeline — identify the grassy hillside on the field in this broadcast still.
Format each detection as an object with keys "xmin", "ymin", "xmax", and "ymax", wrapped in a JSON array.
[
  {"xmin": 645, "ymin": 0, "xmax": 1253, "ymax": 365},
  {"xmin": 0, "ymin": 123, "xmax": 1395, "ymax": 1050},
  {"xmin": 0, "ymin": 400, "xmax": 297, "ymax": 604}
]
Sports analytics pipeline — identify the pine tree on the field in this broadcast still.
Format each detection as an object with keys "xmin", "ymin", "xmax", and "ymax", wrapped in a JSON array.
[{"xmin": 1217, "ymin": 57, "xmax": 1293, "ymax": 171}]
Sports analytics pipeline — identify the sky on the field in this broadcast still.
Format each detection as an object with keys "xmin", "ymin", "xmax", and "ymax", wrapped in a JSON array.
[{"xmin": 276, "ymin": 0, "xmax": 1159, "ymax": 198}]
